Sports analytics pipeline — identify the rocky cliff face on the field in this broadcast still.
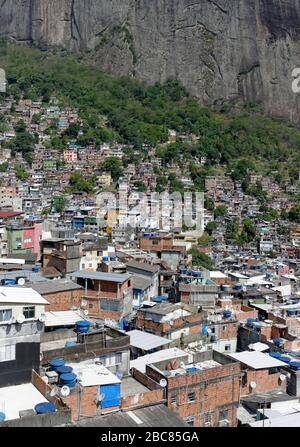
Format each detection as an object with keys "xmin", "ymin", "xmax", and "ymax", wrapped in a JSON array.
[{"xmin": 1, "ymin": 0, "xmax": 300, "ymax": 123}]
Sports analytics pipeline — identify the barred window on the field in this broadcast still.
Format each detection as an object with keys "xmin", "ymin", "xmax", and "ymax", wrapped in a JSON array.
[{"xmin": 100, "ymin": 299, "xmax": 120, "ymax": 312}]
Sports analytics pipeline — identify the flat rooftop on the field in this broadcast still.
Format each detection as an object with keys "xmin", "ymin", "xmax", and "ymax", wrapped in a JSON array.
[
  {"xmin": 160, "ymin": 359, "xmax": 221, "ymax": 378},
  {"xmin": 120, "ymin": 376, "xmax": 149, "ymax": 398},
  {"xmin": 228, "ymin": 351, "xmax": 287, "ymax": 370},
  {"xmin": 130, "ymin": 348, "xmax": 192, "ymax": 373},
  {"xmin": 127, "ymin": 330, "xmax": 170, "ymax": 351},
  {"xmin": 70, "ymin": 271, "xmax": 131, "ymax": 283},
  {"xmin": 77, "ymin": 404, "xmax": 188, "ymax": 427},
  {"xmin": 0, "ymin": 383, "xmax": 49, "ymax": 421},
  {"xmin": 67, "ymin": 360, "xmax": 121, "ymax": 387}
]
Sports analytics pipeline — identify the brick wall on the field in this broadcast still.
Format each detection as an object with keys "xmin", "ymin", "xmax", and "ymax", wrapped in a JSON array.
[
  {"xmin": 64, "ymin": 385, "xmax": 99, "ymax": 422},
  {"xmin": 121, "ymin": 389, "xmax": 164, "ymax": 410},
  {"xmin": 44, "ymin": 289, "xmax": 82, "ymax": 312},
  {"xmin": 145, "ymin": 362, "xmax": 241, "ymax": 427},
  {"xmin": 241, "ymin": 369, "xmax": 286, "ymax": 396}
]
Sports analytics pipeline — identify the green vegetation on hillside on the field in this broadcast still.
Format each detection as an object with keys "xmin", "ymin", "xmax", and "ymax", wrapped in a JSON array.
[{"xmin": 0, "ymin": 41, "xmax": 299, "ymax": 184}]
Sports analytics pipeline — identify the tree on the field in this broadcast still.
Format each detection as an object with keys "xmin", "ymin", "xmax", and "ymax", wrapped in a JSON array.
[
  {"xmin": 53, "ymin": 196, "xmax": 66, "ymax": 213},
  {"xmin": 101, "ymin": 157, "xmax": 123, "ymax": 182},
  {"xmin": 288, "ymin": 205, "xmax": 300, "ymax": 223},
  {"xmin": 64, "ymin": 123, "xmax": 80, "ymax": 138},
  {"xmin": 189, "ymin": 248, "xmax": 213, "ymax": 270},
  {"xmin": 226, "ymin": 219, "xmax": 240, "ymax": 240},
  {"xmin": 204, "ymin": 197, "xmax": 215, "ymax": 211},
  {"xmin": 32, "ymin": 113, "xmax": 42, "ymax": 124},
  {"xmin": 205, "ymin": 221, "xmax": 217, "ymax": 235},
  {"xmin": 69, "ymin": 172, "xmax": 95, "ymax": 193},
  {"xmin": 14, "ymin": 164, "xmax": 29, "ymax": 180},
  {"xmin": 0, "ymin": 162, "xmax": 8, "ymax": 172},
  {"xmin": 214, "ymin": 205, "xmax": 228, "ymax": 219},
  {"xmin": 242, "ymin": 217, "xmax": 256, "ymax": 242}
]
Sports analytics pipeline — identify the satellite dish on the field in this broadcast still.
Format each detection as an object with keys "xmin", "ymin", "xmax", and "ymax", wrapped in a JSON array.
[
  {"xmin": 81, "ymin": 301, "xmax": 87, "ymax": 308},
  {"xmin": 40, "ymin": 352, "xmax": 43, "ymax": 361},
  {"xmin": 160, "ymin": 378, "xmax": 167, "ymax": 388},
  {"xmin": 50, "ymin": 386, "xmax": 59, "ymax": 397},
  {"xmin": 42, "ymin": 376, "xmax": 49, "ymax": 384},
  {"xmin": 39, "ymin": 313, "xmax": 46, "ymax": 323},
  {"xmin": 115, "ymin": 371, "xmax": 123, "ymax": 380},
  {"xmin": 279, "ymin": 374, "xmax": 286, "ymax": 382},
  {"xmin": 98, "ymin": 393, "xmax": 105, "ymax": 402},
  {"xmin": 60, "ymin": 386, "xmax": 70, "ymax": 397},
  {"xmin": 17, "ymin": 278, "xmax": 25, "ymax": 286},
  {"xmin": 83, "ymin": 310, "xmax": 89, "ymax": 316},
  {"xmin": 16, "ymin": 314, "xmax": 25, "ymax": 324},
  {"xmin": 250, "ymin": 381, "xmax": 257, "ymax": 389}
]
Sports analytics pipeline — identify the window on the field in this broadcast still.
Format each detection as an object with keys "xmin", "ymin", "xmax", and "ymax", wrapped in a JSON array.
[
  {"xmin": 0, "ymin": 309, "xmax": 12, "ymax": 322},
  {"xmin": 225, "ymin": 344, "xmax": 231, "ymax": 352},
  {"xmin": 186, "ymin": 416, "xmax": 194, "ymax": 427},
  {"xmin": 171, "ymin": 395, "xmax": 177, "ymax": 405},
  {"xmin": 101, "ymin": 299, "xmax": 120, "ymax": 312},
  {"xmin": 223, "ymin": 325, "xmax": 226, "ymax": 331},
  {"xmin": 0, "ymin": 344, "xmax": 15, "ymax": 362},
  {"xmin": 23, "ymin": 306, "xmax": 35, "ymax": 319},
  {"xmin": 204, "ymin": 413, "xmax": 212, "ymax": 424},
  {"xmin": 188, "ymin": 392, "xmax": 195, "ymax": 402},
  {"xmin": 89, "ymin": 304, "xmax": 93, "ymax": 309},
  {"xmin": 219, "ymin": 409, "xmax": 228, "ymax": 421},
  {"xmin": 152, "ymin": 240, "xmax": 159, "ymax": 245},
  {"xmin": 99, "ymin": 352, "xmax": 122, "ymax": 367}
]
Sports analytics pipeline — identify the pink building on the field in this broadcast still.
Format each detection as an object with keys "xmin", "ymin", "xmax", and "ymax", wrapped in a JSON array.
[
  {"xmin": 23, "ymin": 222, "xmax": 43, "ymax": 260},
  {"xmin": 64, "ymin": 149, "xmax": 78, "ymax": 163}
]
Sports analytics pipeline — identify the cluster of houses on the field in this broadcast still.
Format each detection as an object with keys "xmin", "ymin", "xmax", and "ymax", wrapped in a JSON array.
[{"xmin": 1, "ymin": 94, "xmax": 300, "ymax": 427}]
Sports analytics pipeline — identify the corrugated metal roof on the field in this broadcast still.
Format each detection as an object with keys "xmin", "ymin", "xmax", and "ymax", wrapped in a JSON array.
[
  {"xmin": 127, "ymin": 330, "xmax": 170, "ymax": 351},
  {"xmin": 25, "ymin": 279, "xmax": 82, "ymax": 295},
  {"xmin": 0, "ymin": 287, "xmax": 49, "ymax": 305},
  {"xmin": 70, "ymin": 271, "xmax": 131, "ymax": 283},
  {"xmin": 126, "ymin": 260, "xmax": 159, "ymax": 274},
  {"xmin": 228, "ymin": 351, "xmax": 286, "ymax": 369},
  {"xmin": 77, "ymin": 404, "xmax": 188, "ymax": 427},
  {"xmin": 45, "ymin": 310, "xmax": 86, "ymax": 327},
  {"xmin": 130, "ymin": 348, "xmax": 191, "ymax": 373}
]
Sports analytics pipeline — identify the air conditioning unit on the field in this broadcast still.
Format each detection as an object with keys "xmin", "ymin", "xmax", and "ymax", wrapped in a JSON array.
[{"xmin": 219, "ymin": 419, "xmax": 229, "ymax": 427}]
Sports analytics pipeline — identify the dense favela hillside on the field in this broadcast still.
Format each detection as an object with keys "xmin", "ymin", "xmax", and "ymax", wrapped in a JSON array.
[
  {"xmin": 0, "ymin": 42, "xmax": 300, "ymax": 189},
  {"xmin": 1, "ymin": 0, "xmax": 300, "ymax": 124}
]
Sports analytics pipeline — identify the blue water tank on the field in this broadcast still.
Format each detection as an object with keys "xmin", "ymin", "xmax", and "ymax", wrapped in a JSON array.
[
  {"xmin": 269, "ymin": 352, "xmax": 281, "ymax": 359},
  {"xmin": 32, "ymin": 266, "xmax": 40, "ymax": 272},
  {"xmin": 0, "ymin": 412, "xmax": 5, "ymax": 422},
  {"xmin": 60, "ymin": 373, "xmax": 77, "ymax": 388},
  {"xmin": 287, "ymin": 310, "xmax": 297, "ymax": 316},
  {"xmin": 186, "ymin": 367, "xmax": 199, "ymax": 373},
  {"xmin": 235, "ymin": 283, "xmax": 242, "ymax": 290},
  {"xmin": 110, "ymin": 257, "xmax": 117, "ymax": 262},
  {"xmin": 1, "ymin": 279, "xmax": 16, "ymax": 286},
  {"xmin": 252, "ymin": 322, "xmax": 261, "ymax": 331},
  {"xmin": 247, "ymin": 318, "xmax": 257, "ymax": 327},
  {"xmin": 273, "ymin": 338, "xmax": 284, "ymax": 347},
  {"xmin": 143, "ymin": 233, "xmax": 151, "ymax": 237},
  {"xmin": 57, "ymin": 366, "xmax": 73, "ymax": 375},
  {"xmin": 49, "ymin": 358, "xmax": 65, "ymax": 371},
  {"xmin": 152, "ymin": 296, "xmax": 163, "ymax": 303},
  {"xmin": 75, "ymin": 320, "xmax": 90, "ymax": 333},
  {"xmin": 102, "ymin": 256, "xmax": 110, "ymax": 262},
  {"xmin": 65, "ymin": 341, "xmax": 79, "ymax": 348},
  {"xmin": 223, "ymin": 310, "xmax": 232, "ymax": 318},
  {"xmin": 290, "ymin": 362, "xmax": 300, "ymax": 371},
  {"xmin": 278, "ymin": 356, "xmax": 291, "ymax": 364},
  {"xmin": 35, "ymin": 402, "xmax": 56, "ymax": 414}
]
